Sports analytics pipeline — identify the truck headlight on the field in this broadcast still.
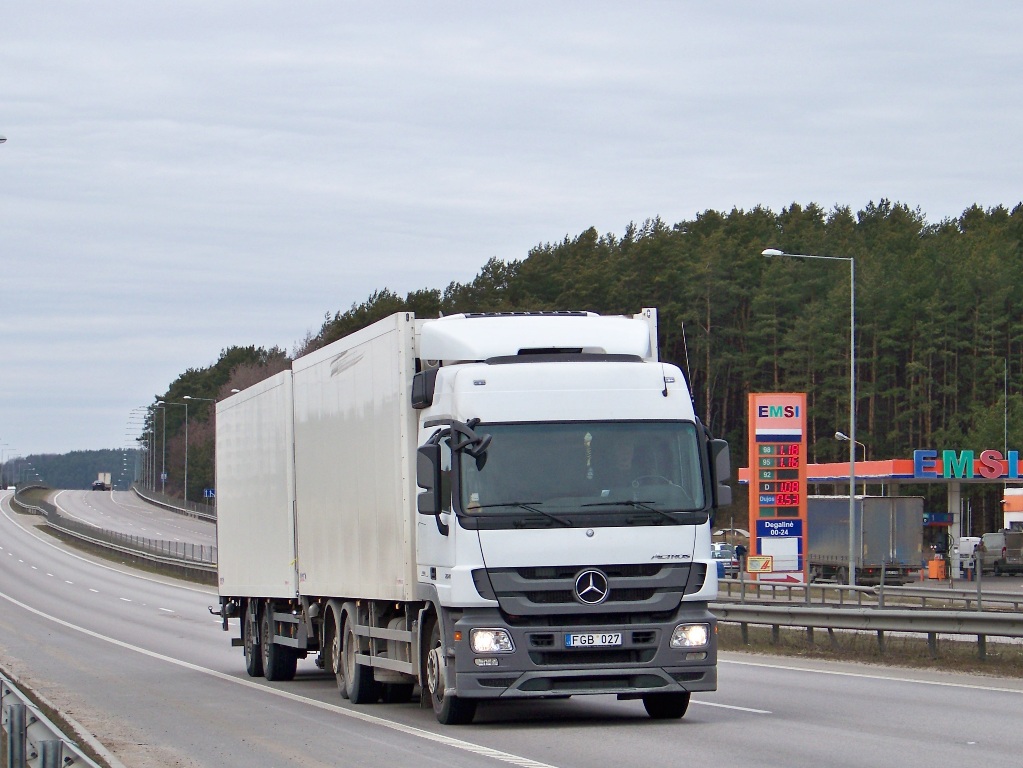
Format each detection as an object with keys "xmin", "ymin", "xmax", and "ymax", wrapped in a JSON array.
[
  {"xmin": 470, "ymin": 628, "xmax": 515, "ymax": 653},
  {"xmin": 670, "ymin": 623, "xmax": 710, "ymax": 649}
]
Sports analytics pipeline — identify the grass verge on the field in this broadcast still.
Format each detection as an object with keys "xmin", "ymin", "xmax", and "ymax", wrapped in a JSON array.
[{"xmin": 718, "ymin": 622, "xmax": 1023, "ymax": 677}]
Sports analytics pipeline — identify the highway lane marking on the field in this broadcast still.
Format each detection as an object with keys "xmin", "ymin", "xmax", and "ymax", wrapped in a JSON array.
[
  {"xmin": 1, "ymin": 498, "xmax": 215, "ymax": 597},
  {"xmin": 690, "ymin": 700, "xmax": 771, "ymax": 714},
  {"xmin": 0, "ymin": 588, "xmax": 561, "ymax": 768},
  {"xmin": 722, "ymin": 658, "xmax": 1023, "ymax": 694}
]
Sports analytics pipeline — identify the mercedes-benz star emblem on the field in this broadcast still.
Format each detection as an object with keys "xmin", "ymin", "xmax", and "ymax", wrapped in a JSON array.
[{"xmin": 574, "ymin": 569, "xmax": 610, "ymax": 605}]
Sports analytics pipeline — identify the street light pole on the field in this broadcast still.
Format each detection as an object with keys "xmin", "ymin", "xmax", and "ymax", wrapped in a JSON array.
[
  {"xmin": 835, "ymin": 431, "xmax": 866, "ymax": 496},
  {"xmin": 158, "ymin": 400, "xmax": 189, "ymax": 503},
  {"xmin": 763, "ymin": 247, "xmax": 858, "ymax": 586}
]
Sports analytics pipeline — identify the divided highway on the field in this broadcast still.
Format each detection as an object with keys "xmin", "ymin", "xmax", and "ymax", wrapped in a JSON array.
[{"xmin": 2, "ymin": 489, "xmax": 1022, "ymax": 767}]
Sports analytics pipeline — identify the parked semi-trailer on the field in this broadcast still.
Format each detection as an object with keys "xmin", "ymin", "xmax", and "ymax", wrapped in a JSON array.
[
  {"xmin": 807, "ymin": 495, "xmax": 924, "ymax": 585},
  {"xmin": 212, "ymin": 309, "xmax": 732, "ymax": 724}
]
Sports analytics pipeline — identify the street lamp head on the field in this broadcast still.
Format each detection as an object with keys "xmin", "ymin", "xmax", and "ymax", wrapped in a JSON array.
[
  {"xmin": 835, "ymin": 431, "xmax": 850, "ymax": 441},
  {"xmin": 762, "ymin": 248, "xmax": 785, "ymax": 257}
]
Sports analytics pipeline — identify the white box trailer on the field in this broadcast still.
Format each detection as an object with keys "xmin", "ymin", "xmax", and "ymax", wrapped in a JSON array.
[{"xmin": 214, "ymin": 309, "xmax": 732, "ymax": 725}]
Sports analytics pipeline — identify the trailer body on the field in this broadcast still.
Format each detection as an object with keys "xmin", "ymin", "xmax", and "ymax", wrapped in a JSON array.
[{"xmin": 807, "ymin": 495, "xmax": 924, "ymax": 585}]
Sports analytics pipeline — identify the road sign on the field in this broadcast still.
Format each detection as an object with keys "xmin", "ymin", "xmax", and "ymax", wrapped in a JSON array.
[
  {"xmin": 746, "ymin": 555, "xmax": 773, "ymax": 573},
  {"xmin": 204, "ymin": 488, "xmax": 216, "ymax": 499}
]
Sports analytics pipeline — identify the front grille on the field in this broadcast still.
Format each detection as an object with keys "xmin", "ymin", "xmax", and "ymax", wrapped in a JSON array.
[
  {"xmin": 524, "ymin": 588, "xmax": 656, "ymax": 604},
  {"xmin": 487, "ymin": 563, "xmax": 697, "ymax": 616},
  {"xmin": 517, "ymin": 564, "xmax": 662, "ymax": 580},
  {"xmin": 529, "ymin": 649, "xmax": 657, "ymax": 666}
]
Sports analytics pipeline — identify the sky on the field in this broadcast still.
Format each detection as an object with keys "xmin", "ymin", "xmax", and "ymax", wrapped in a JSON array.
[{"xmin": 2, "ymin": 2, "xmax": 1022, "ymax": 459}]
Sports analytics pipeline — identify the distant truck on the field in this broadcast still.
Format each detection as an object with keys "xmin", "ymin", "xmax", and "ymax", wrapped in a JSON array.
[
  {"xmin": 91, "ymin": 472, "xmax": 112, "ymax": 491},
  {"xmin": 807, "ymin": 496, "xmax": 924, "ymax": 585},
  {"xmin": 213, "ymin": 309, "xmax": 732, "ymax": 724}
]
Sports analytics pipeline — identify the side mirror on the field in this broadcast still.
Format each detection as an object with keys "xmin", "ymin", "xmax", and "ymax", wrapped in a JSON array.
[
  {"xmin": 417, "ymin": 444, "xmax": 442, "ymax": 515},
  {"xmin": 411, "ymin": 368, "xmax": 439, "ymax": 410},
  {"xmin": 710, "ymin": 438, "xmax": 732, "ymax": 508}
]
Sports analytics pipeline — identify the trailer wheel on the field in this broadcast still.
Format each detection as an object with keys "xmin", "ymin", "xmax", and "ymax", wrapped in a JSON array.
[
  {"xmin": 328, "ymin": 613, "xmax": 348, "ymax": 700},
  {"xmin": 341, "ymin": 608, "xmax": 379, "ymax": 704},
  {"xmin": 642, "ymin": 692, "xmax": 691, "ymax": 719},
  {"xmin": 425, "ymin": 618, "xmax": 476, "ymax": 725},
  {"xmin": 261, "ymin": 602, "xmax": 298, "ymax": 682},
  {"xmin": 243, "ymin": 600, "xmax": 264, "ymax": 678}
]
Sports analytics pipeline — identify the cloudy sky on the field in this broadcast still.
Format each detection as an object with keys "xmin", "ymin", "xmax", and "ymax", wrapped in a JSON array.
[{"xmin": 2, "ymin": 2, "xmax": 1021, "ymax": 459}]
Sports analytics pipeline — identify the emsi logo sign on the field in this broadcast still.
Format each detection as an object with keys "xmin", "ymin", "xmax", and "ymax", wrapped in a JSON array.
[
  {"xmin": 914, "ymin": 449, "xmax": 1022, "ymax": 480},
  {"xmin": 757, "ymin": 405, "xmax": 801, "ymax": 419}
]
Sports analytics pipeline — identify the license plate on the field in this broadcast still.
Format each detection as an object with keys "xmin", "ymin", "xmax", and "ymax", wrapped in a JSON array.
[{"xmin": 565, "ymin": 632, "xmax": 622, "ymax": 648}]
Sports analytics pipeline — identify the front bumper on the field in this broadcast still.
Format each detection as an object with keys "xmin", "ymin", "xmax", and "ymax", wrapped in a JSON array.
[{"xmin": 448, "ymin": 602, "xmax": 717, "ymax": 699}]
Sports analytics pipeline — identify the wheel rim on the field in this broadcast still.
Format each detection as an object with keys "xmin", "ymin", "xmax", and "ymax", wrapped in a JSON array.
[
  {"xmin": 426, "ymin": 646, "xmax": 443, "ymax": 700},
  {"xmin": 261, "ymin": 613, "xmax": 271, "ymax": 668},
  {"xmin": 344, "ymin": 627, "xmax": 357, "ymax": 684},
  {"xmin": 331, "ymin": 629, "xmax": 342, "ymax": 678}
]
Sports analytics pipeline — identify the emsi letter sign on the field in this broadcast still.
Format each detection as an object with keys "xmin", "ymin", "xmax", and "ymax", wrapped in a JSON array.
[{"xmin": 747, "ymin": 393, "xmax": 808, "ymax": 583}]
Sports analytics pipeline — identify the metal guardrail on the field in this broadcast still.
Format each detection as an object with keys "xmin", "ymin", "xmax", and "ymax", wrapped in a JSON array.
[
  {"xmin": 11, "ymin": 487, "xmax": 216, "ymax": 579},
  {"xmin": 717, "ymin": 577, "xmax": 1023, "ymax": 611},
  {"xmin": 130, "ymin": 484, "xmax": 215, "ymax": 522},
  {"xmin": 1, "ymin": 671, "xmax": 107, "ymax": 768}
]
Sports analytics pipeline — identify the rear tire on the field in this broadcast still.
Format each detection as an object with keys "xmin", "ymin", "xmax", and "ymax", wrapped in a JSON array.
[
  {"xmin": 243, "ymin": 600, "xmax": 264, "ymax": 678},
  {"xmin": 328, "ymin": 613, "xmax": 349, "ymax": 700},
  {"xmin": 642, "ymin": 691, "xmax": 691, "ymax": 719},
  {"xmin": 342, "ymin": 610, "xmax": 380, "ymax": 704},
  {"xmin": 261, "ymin": 603, "xmax": 298, "ymax": 681},
  {"xmin": 425, "ymin": 618, "xmax": 476, "ymax": 725}
]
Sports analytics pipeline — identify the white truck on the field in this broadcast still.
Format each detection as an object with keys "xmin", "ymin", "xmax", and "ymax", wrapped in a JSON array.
[
  {"xmin": 213, "ymin": 309, "xmax": 732, "ymax": 724},
  {"xmin": 91, "ymin": 472, "xmax": 112, "ymax": 491}
]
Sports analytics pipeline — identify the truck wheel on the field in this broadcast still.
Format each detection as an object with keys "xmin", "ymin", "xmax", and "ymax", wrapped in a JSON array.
[
  {"xmin": 243, "ymin": 600, "xmax": 264, "ymax": 678},
  {"xmin": 261, "ymin": 603, "xmax": 298, "ymax": 682},
  {"xmin": 328, "ymin": 616, "xmax": 348, "ymax": 700},
  {"xmin": 642, "ymin": 692, "xmax": 691, "ymax": 719},
  {"xmin": 425, "ymin": 618, "xmax": 476, "ymax": 725},
  {"xmin": 342, "ymin": 611, "xmax": 380, "ymax": 704}
]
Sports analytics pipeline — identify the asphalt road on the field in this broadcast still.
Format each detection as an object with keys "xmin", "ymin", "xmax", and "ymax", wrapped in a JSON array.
[
  {"xmin": 50, "ymin": 489, "xmax": 216, "ymax": 546},
  {"xmin": 2, "ymin": 490, "xmax": 1022, "ymax": 768}
]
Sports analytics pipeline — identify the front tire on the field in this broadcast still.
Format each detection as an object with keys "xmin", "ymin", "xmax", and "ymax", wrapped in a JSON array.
[
  {"xmin": 425, "ymin": 618, "xmax": 476, "ymax": 725},
  {"xmin": 642, "ymin": 692, "xmax": 691, "ymax": 719}
]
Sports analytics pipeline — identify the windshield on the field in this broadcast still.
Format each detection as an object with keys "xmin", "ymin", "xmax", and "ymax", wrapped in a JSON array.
[{"xmin": 458, "ymin": 421, "xmax": 707, "ymax": 526}]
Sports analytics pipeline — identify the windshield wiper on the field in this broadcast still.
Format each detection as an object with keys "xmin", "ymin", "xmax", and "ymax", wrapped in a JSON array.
[
  {"xmin": 581, "ymin": 500, "xmax": 706, "ymax": 525},
  {"xmin": 471, "ymin": 501, "xmax": 573, "ymax": 527}
]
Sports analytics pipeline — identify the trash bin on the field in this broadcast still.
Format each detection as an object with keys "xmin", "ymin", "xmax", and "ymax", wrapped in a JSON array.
[{"xmin": 927, "ymin": 558, "xmax": 946, "ymax": 580}]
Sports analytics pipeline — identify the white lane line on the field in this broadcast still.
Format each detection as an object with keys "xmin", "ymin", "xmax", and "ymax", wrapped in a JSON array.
[
  {"xmin": 65, "ymin": 580, "xmax": 74, "ymax": 585},
  {"xmin": 721, "ymin": 658, "xmax": 1023, "ymax": 694},
  {"xmin": 90, "ymin": 589, "xmax": 100, "ymax": 593},
  {"xmin": 119, "ymin": 598, "xmax": 132, "ymax": 603},
  {"xmin": 691, "ymin": 700, "xmax": 771, "ymax": 714},
  {"xmin": 158, "ymin": 608, "xmax": 174, "ymax": 613},
  {"xmin": 0, "ymin": 588, "xmax": 562, "ymax": 768}
]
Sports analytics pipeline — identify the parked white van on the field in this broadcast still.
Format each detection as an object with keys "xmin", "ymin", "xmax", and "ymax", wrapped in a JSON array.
[{"xmin": 979, "ymin": 531, "xmax": 1023, "ymax": 575}]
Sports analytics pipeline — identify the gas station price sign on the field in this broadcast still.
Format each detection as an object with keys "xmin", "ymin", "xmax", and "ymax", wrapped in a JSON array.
[{"xmin": 747, "ymin": 393, "xmax": 808, "ymax": 583}]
